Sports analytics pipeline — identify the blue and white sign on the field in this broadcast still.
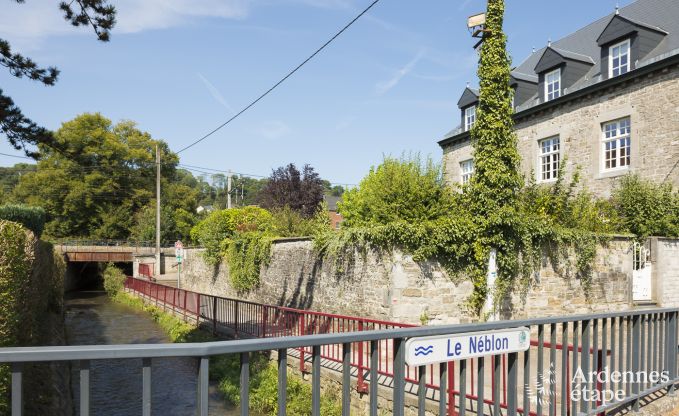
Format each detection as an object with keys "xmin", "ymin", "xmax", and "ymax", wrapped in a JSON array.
[{"xmin": 405, "ymin": 327, "xmax": 530, "ymax": 366}]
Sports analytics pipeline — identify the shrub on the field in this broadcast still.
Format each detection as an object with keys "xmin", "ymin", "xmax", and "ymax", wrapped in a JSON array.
[
  {"xmin": 190, "ymin": 206, "xmax": 273, "ymax": 264},
  {"xmin": 339, "ymin": 155, "xmax": 455, "ymax": 227},
  {"xmin": 0, "ymin": 204, "xmax": 45, "ymax": 237},
  {"xmin": 102, "ymin": 263, "xmax": 126, "ymax": 298},
  {"xmin": 612, "ymin": 174, "xmax": 679, "ymax": 239}
]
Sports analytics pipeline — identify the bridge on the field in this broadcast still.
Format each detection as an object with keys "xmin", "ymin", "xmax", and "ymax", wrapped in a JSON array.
[
  {"xmin": 1, "ymin": 276, "xmax": 678, "ymax": 416},
  {"xmin": 53, "ymin": 240, "xmax": 176, "ymax": 263}
]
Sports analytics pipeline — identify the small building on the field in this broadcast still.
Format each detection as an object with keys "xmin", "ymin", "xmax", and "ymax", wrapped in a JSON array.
[
  {"xmin": 439, "ymin": 0, "xmax": 679, "ymax": 197},
  {"xmin": 323, "ymin": 195, "xmax": 343, "ymax": 229}
]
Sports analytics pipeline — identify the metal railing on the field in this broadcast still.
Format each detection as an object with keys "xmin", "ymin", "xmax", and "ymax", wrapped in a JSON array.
[
  {"xmin": 1, "ymin": 305, "xmax": 677, "ymax": 416},
  {"xmin": 120, "ymin": 277, "xmax": 679, "ymax": 416}
]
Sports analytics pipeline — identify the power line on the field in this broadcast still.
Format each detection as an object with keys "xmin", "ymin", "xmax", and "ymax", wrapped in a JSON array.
[
  {"xmin": 0, "ymin": 152, "xmax": 33, "ymax": 160},
  {"xmin": 176, "ymin": 0, "xmax": 382, "ymax": 154}
]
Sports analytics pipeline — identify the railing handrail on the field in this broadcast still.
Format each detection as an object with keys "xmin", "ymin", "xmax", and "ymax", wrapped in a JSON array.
[{"xmin": 1, "ymin": 306, "xmax": 677, "ymax": 363}]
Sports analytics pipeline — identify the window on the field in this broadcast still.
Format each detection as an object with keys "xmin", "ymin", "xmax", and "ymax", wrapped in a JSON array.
[
  {"xmin": 538, "ymin": 136, "xmax": 560, "ymax": 182},
  {"xmin": 460, "ymin": 159, "xmax": 474, "ymax": 185},
  {"xmin": 602, "ymin": 118, "xmax": 631, "ymax": 171},
  {"xmin": 545, "ymin": 69, "xmax": 561, "ymax": 101},
  {"xmin": 609, "ymin": 40, "xmax": 630, "ymax": 77},
  {"xmin": 464, "ymin": 106, "xmax": 476, "ymax": 131}
]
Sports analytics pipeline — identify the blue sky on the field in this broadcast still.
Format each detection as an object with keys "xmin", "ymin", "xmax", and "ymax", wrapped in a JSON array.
[{"xmin": 0, "ymin": 0, "xmax": 634, "ymax": 185}]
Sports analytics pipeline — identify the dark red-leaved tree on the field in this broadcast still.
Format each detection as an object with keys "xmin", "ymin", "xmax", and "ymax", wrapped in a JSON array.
[{"xmin": 258, "ymin": 163, "xmax": 324, "ymax": 218}]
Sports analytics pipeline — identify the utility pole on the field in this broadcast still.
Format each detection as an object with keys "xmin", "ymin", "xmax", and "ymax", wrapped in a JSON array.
[
  {"xmin": 155, "ymin": 145, "xmax": 162, "ymax": 276},
  {"xmin": 227, "ymin": 170, "xmax": 232, "ymax": 209}
]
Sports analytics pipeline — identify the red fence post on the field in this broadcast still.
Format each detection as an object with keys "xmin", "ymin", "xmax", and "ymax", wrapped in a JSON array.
[
  {"xmin": 196, "ymin": 294, "xmax": 201, "ymax": 325},
  {"xmin": 448, "ymin": 361, "xmax": 455, "ymax": 416},
  {"xmin": 299, "ymin": 314, "xmax": 306, "ymax": 373},
  {"xmin": 262, "ymin": 307, "xmax": 268, "ymax": 338},
  {"xmin": 234, "ymin": 301, "xmax": 239, "ymax": 337},
  {"xmin": 212, "ymin": 296, "xmax": 217, "ymax": 336},
  {"xmin": 183, "ymin": 290, "xmax": 188, "ymax": 320}
]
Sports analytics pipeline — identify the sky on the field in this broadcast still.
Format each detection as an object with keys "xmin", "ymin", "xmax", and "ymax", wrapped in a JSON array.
[{"xmin": 0, "ymin": 0, "xmax": 635, "ymax": 185}]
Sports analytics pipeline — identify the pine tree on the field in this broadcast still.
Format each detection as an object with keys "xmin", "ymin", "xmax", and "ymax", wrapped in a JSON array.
[{"xmin": 0, "ymin": 1, "xmax": 116, "ymax": 157}]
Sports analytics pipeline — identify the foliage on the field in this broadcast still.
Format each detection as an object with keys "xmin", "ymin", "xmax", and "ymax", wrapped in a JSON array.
[
  {"xmin": 1, "ymin": 2, "xmax": 115, "ymax": 157},
  {"xmin": 10, "ymin": 113, "xmax": 182, "ymax": 240},
  {"xmin": 0, "ymin": 164, "xmax": 35, "ymax": 204},
  {"xmin": 0, "ymin": 221, "xmax": 65, "ymax": 414},
  {"xmin": 339, "ymin": 155, "xmax": 454, "ymax": 227},
  {"xmin": 102, "ymin": 262, "xmax": 126, "ymax": 298},
  {"xmin": 611, "ymin": 174, "xmax": 679, "ymax": 239},
  {"xmin": 190, "ymin": 206, "xmax": 273, "ymax": 265},
  {"xmin": 0, "ymin": 204, "xmax": 45, "ymax": 237},
  {"xmin": 225, "ymin": 233, "xmax": 276, "ymax": 292},
  {"xmin": 130, "ymin": 205, "xmax": 198, "ymax": 244},
  {"xmin": 259, "ymin": 163, "xmax": 325, "ymax": 218},
  {"xmin": 269, "ymin": 205, "xmax": 331, "ymax": 238}
]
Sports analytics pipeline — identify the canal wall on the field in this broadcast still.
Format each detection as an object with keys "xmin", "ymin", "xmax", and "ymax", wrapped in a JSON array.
[
  {"xmin": 0, "ymin": 221, "xmax": 72, "ymax": 415},
  {"xmin": 175, "ymin": 236, "xmax": 679, "ymax": 324}
]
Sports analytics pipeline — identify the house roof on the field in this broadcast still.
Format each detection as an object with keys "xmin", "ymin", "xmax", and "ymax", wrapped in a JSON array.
[
  {"xmin": 441, "ymin": 0, "xmax": 679, "ymax": 143},
  {"xmin": 323, "ymin": 195, "xmax": 342, "ymax": 211}
]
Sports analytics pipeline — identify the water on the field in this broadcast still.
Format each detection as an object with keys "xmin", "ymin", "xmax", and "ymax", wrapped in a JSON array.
[{"xmin": 65, "ymin": 291, "xmax": 239, "ymax": 415}]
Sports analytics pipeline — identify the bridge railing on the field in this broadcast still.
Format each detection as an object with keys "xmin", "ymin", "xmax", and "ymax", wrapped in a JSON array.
[
  {"xmin": 122, "ymin": 277, "xmax": 679, "ymax": 416},
  {"xmin": 1, "ymin": 302, "xmax": 677, "ymax": 416}
]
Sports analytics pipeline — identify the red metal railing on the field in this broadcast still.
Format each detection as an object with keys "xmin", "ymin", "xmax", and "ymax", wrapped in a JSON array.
[
  {"xmin": 138, "ymin": 263, "xmax": 153, "ymax": 279},
  {"xmin": 124, "ymin": 277, "xmax": 607, "ymax": 415}
]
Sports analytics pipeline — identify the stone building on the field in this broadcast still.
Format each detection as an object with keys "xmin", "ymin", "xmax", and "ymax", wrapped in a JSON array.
[{"xmin": 439, "ymin": 0, "xmax": 679, "ymax": 197}]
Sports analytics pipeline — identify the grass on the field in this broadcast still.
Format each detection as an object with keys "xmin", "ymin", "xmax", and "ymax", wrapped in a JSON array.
[{"xmin": 112, "ymin": 292, "xmax": 342, "ymax": 416}]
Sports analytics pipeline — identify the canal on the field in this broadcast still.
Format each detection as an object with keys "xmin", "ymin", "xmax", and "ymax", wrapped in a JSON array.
[{"xmin": 65, "ymin": 291, "xmax": 239, "ymax": 415}]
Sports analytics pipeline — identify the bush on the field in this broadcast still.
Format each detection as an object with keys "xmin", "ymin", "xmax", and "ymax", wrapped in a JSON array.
[
  {"xmin": 612, "ymin": 174, "xmax": 679, "ymax": 238},
  {"xmin": 339, "ymin": 155, "xmax": 455, "ymax": 227},
  {"xmin": 102, "ymin": 263, "xmax": 126, "ymax": 298},
  {"xmin": 0, "ymin": 204, "xmax": 45, "ymax": 237},
  {"xmin": 190, "ymin": 206, "xmax": 273, "ymax": 264}
]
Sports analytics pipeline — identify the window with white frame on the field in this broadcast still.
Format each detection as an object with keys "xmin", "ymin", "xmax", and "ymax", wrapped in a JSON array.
[
  {"xmin": 538, "ymin": 136, "xmax": 560, "ymax": 182},
  {"xmin": 545, "ymin": 68, "xmax": 561, "ymax": 101},
  {"xmin": 602, "ymin": 117, "xmax": 631, "ymax": 171},
  {"xmin": 460, "ymin": 159, "xmax": 474, "ymax": 185},
  {"xmin": 609, "ymin": 39, "xmax": 630, "ymax": 77},
  {"xmin": 464, "ymin": 106, "xmax": 476, "ymax": 131}
]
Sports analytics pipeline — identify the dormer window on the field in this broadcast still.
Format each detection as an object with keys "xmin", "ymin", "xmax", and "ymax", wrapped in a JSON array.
[
  {"xmin": 464, "ymin": 106, "xmax": 476, "ymax": 131},
  {"xmin": 545, "ymin": 69, "xmax": 561, "ymax": 101},
  {"xmin": 609, "ymin": 39, "xmax": 630, "ymax": 77}
]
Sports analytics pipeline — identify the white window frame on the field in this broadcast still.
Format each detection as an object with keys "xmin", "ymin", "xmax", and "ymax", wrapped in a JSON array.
[
  {"xmin": 545, "ymin": 68, "xmax": 561, "ymax": 101},
  {"xmin": 464, "ymin": 106, "xmax": 476, "ymax": 132},
  {"xmin": 460, "ymin": 159, "xmax": 474, "ymax": 185},
  {"xmin": 601, "ymin": 117, "xmax": 631, "ymax": 172},
  {"xmin": 538, "ymin": 136, "xmax": 560, "ymax": 182},
  {"xmin": 609, "ymin": 39, "xmax": 630, "ymax": 78}
]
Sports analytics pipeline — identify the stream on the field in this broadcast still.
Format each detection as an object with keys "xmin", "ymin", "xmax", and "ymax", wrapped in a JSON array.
[{"xmin": 65, "ymin": 291, "xmax": 240, "ymax": 415}]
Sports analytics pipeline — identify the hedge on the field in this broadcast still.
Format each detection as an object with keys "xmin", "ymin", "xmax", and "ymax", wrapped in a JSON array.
[{"xmin": 0, "ymin": 205, "xmax": 46, "ymax": 237}]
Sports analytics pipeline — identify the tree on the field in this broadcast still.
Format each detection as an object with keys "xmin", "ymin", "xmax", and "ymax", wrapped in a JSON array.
[
  {"xmin": 11, "ymin": 113, "xmax": 178, "ymax": 239},
  {"xmin": 1, "ymin": 1, "xmax": 116, "ymax": 157},
  {"xmin": 258, "ymin": 164, "xmax": 324, "ymax": 218},
  {"xmin": 339, "ymin": 155, "xmax": 454, "ymax": 227}
]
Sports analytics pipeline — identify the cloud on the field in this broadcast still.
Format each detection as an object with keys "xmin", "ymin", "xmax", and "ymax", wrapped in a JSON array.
[
  {"xmin": 197, "ymin": 73, "xmax": 234, "ymax": 113},
  {"xmin": 0, "ymin": 0, "xmax": 250, "ymax": 43},
  {"xmin": 375, "ymin": 48, "xmax": 427, "ymax": 95},
  {"xmin": 258, "ymin": 121, "xmax": 291, "ymax": 140}
]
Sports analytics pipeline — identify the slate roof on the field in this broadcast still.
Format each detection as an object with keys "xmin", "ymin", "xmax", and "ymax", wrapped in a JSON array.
[
  {"xmin": 441, "ymin": 0, "xmax": 679, "ymax": 142},
  {"xmin": 512, "ymin": 0, "xmax": 678, "ymax": 95}
]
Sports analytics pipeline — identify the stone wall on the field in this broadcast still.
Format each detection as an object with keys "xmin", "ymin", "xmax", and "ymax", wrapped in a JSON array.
[
  {"xmin": 443, "ymin": 63, "xmax": 679, "ymax": 197},
  {"xmin": 175, "ymin": 236, "xmax": 679, "ymax": 325}
]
